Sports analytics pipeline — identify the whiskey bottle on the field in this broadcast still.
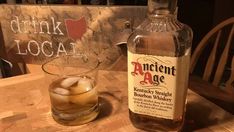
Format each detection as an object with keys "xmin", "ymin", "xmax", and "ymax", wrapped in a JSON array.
[{"xmin": 127, "ymin": 0, "xmax": 193, "ymax": 131}]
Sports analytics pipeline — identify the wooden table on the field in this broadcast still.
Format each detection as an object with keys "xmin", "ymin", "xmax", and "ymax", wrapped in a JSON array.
[{"xmin": 0, "ymin": 70, "xmax": 233, "ymax": 132}]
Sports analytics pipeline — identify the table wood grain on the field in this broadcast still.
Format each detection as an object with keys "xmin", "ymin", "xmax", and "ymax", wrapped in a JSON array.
[{"xmin": 0, "ymin": 70, "xmax": 233, "ymax": 132}]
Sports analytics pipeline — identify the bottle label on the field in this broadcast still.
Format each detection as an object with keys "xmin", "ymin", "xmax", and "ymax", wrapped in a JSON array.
[{"xmin": 128, "ymin": 51, "xmax": 190, "ymax": 119}]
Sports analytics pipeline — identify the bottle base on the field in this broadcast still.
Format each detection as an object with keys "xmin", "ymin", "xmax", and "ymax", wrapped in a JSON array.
[{"xmin": 129, "ymin": 109, "xmax": 184, "ymax": 132}]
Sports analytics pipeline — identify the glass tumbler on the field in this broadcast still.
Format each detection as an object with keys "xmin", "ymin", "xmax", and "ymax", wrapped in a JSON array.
[{"xmin": 42, "ymin": 55, "xmax": 100, "ymax": 125}]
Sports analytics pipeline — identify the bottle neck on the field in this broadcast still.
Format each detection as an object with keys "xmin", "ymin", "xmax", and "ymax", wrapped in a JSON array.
[{"xmin": 148, "ymin": 0, "xmax": 177, "ymax": 18}]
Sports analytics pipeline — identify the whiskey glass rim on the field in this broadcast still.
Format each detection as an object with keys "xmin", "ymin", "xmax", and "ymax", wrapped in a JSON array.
[{"xmin": 42, "ymin": 54, "xmax": 100, "ymax": 77}]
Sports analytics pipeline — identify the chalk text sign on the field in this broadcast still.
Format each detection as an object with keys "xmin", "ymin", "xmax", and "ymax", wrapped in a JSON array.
[{"xmin": 0, "ymin": 5, "xmax": 146, "ymax": 73}]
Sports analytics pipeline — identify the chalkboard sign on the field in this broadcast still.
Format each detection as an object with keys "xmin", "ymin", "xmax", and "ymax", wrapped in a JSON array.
[{"xmin": 0, "ymin": 5, "xmax": 146, "ymax": 76}]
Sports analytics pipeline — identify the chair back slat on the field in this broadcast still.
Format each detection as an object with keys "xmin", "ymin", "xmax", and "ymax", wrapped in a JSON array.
[
  {"xmin": 203, "ymin": 30, "xmax": 222, "ymax": 81},
  {"xmin": 213, "ymin": 24, "xmax": 234, "ymax": 86},
  {"xmin": 190, "ymin": 33, "xmax": 211, "ymax": 73},
  {"xmin": 190, "ymin": 17, "xmax": 234, "ymax": 75},
  {"xmin": 225, "ymin": 57, "xmax": 234, "ymax": 94}
]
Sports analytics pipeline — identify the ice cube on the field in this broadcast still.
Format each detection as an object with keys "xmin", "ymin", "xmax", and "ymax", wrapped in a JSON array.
[
  {"xmin": 60, "ymin": 77, "xmax": 80, "ymax": 88},
  {"xmin": 69, "ymin": 88, "xmax": 98, "ymax": 106},
  {"xmin": 70, "ymin": 78, "xmax": 94, "ymax": 94},
  {"xmin": 53, "ymin": 87, "xmax": 70, "ymax": 95},
  {"xmin": 50, "ymin": 88, "xmax": 70, "ymax": 106}
]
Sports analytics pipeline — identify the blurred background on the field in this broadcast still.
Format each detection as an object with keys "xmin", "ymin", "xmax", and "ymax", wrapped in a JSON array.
[
  {"xmin": 0, "ymin": 0, "xmax": 233, "ymax": 54},
  {"xmin": 0, "ymin": 0, "xmax": 233, "ymax": 77}
]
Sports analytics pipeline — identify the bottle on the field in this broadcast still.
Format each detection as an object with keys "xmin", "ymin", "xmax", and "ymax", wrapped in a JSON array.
[{"xmin": 127, "ymin": 0, "xmax": 193, "ymax": 131}]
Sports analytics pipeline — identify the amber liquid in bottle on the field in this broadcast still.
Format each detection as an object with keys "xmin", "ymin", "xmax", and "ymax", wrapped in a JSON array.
[{"xmin": 127, "ymin": 0, "xmax": 193, "ymax": 131}]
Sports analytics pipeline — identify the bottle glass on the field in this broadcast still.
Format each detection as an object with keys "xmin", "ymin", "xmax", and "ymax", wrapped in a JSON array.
[{"xmin": 127, "ymin": 0, "xmax": 193, "ymax": 131}]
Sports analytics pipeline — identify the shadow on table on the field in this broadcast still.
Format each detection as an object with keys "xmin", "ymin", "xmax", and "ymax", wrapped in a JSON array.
[
  {"xmin": 95, "ymin": 90, "xmax": 123, "ymax": 121},
  {"xmin": 96, "ymin": 97, "xmax": 113, "ymax": 120},
  {"xmin": 182, "ymin": 100, "xmax": 233, "ymax": 132}
]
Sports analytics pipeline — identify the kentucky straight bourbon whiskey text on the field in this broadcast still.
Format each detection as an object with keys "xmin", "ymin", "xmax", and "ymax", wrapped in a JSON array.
[{"xmin": 127, "ymin": 0, "xmax": 193, "ymax": 131}]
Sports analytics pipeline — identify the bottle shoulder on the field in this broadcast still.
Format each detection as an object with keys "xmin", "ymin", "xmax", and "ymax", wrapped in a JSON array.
[
  {"xmin": 134, "ymin": 18, "xmax": 191, "ymax": 33},
  {"xmin": 128, "ymin": 18, "xmax": 193, "ymax": 42},
  {"xmin": 127, "ymin": 17, "xmax": 193, "ymax": 57}
]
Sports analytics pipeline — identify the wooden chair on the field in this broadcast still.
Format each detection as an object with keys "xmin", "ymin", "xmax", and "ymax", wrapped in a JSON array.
[{"xmin": 189, "ymin": 17, "xmax": 234, "ymax": 112}]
